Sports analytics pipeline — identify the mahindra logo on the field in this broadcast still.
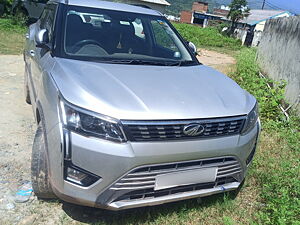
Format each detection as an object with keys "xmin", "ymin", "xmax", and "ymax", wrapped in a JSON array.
[{"xmin": 183, "ymin": 123, "xmax": 205, "ymax": 136}]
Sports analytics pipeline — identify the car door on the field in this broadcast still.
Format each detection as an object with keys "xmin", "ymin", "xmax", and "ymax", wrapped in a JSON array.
[{"xmin": 29, "ymin": 4, "xmax": 57, "ymax": 108}]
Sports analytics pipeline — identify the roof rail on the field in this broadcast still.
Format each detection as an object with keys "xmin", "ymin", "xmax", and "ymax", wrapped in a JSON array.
[{"xmin": 132, "ymin": 4, "xmax": 152, "ymax": 9}]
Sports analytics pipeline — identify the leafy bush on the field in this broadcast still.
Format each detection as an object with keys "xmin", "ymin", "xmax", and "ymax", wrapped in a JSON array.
[
  {"xmin": 173, "ymin": 23, "xmax": 242, "ymax": 51},
  {"xmin": 0, "ymin": 0, "xmax": 14, "ymax": 16},
  {"xmin": 230, "ymin": 48, "xmax": 286, "ymax": 121},
  {"xmin": 0, "ymin": 18, "xmax": 26, "ymax": 54},
  {"xmin": 0, "ymin": 17, "xmax": 26, "ymax": 32}
]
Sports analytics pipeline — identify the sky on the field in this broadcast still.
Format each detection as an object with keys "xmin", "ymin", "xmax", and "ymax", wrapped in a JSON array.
[{"xmin": 262, "ymin": 0, "xmax": 300, "ymax": 14}]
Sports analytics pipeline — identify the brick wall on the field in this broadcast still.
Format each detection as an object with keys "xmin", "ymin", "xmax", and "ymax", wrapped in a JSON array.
[
  {"xmin": 180, "ymin": 11, "xmax": 193, "ymax": 23},
  {"xmin": 213, "ymin": 8, "xmax": 229, "ymax": 17},
  {"xmin": 192, "ymin": 2, "xmax": 208, "ymax": 13}
]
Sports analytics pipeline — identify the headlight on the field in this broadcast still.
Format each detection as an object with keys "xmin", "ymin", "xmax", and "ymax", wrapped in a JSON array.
[
  {"xmin": 241, "ymin": 103, "xmax": 259, "ymax": 135},
  {"xmin": 59, "ymin": 100, "xmax": 126, "ymax": 142}
]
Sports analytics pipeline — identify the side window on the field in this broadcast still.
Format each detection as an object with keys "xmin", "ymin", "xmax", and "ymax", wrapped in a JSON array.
[
  {"xmin": 40, "ymin": 5, "xmax": 57, "ymax": 42},
  {"xmin": 151, "ymin": 20, "xmax": 178, "ymax": 52},
  {"xmin": 39, "ymin": 8, "xmax": 49, "ymax": 25}
]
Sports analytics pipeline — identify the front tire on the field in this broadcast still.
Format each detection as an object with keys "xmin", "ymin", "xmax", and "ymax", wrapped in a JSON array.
[{"xmin": 31, "ymin": 123, "xmax": 55, "ymax": 199}]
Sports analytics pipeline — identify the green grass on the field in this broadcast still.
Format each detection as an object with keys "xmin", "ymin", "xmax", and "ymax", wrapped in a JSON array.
[
  {"xmin": 0, "ymin": 18, "xmax": 26, "ymax": 54},
  {"xmin": 173, "ymin": 23, "xmax": 242, "ymax": 55},
  {"xmin": 229, "ymin": 48, "xmax": 300, "ymax": 225}
]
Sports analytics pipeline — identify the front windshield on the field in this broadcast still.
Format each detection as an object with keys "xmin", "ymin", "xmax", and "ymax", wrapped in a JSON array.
[{"xmin": 62, "ymin": 5, "xmax": 195, "ymax": 65}]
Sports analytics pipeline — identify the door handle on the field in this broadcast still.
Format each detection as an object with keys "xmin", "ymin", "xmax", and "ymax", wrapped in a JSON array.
[{"xmin": 30, "ymin": 50, "xmax": 35, "ymax": 57}]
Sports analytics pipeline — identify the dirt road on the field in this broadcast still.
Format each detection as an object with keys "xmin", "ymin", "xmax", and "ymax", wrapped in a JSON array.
[
  {"xmin": 197, "ymin": 49, "xmax": 236, "ymax": 74},
  {"xmin": 0, "ymin": 52, "xmax": 236, "ymax": 224}
]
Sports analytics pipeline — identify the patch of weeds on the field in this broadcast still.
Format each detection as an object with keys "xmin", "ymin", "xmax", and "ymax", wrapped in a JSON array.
[
  {"xmin": 0, "ymin": 18, "xmax": 26, "ymax": 54},
  {"xmin": 173, "ymin": 23, "xmax": 242, "ymax": 54},
  {"xmin": 230, "ymin": 48, "xmax": 286, "ymax": 121},
  {"xmin": 223, "ymin": 216, "xmax": 235, "ymax": 225},
  {"xmin": 232, "ymin": 48, "xmax": 300, "ymax": 224}
]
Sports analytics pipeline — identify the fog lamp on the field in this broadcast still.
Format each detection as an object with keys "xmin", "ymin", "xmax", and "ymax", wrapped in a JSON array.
[{"xmin": 65, "ymin": 166, "xmax": 101, "ymax": 187}]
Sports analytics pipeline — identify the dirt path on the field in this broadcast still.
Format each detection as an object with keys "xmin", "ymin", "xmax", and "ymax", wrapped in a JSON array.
[
  {"xmin": 0, "ymin": 56, "xmax": 62, "ymax": 225},
  {"xmin": 197, "ymin": 49, "xmax": 236, "ymax": 75},
  {"xmin": 0, "ymin": 51, "xmax": 236, "ymax": 224}
]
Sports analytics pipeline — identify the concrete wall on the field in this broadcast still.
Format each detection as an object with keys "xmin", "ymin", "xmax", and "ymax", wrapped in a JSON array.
[
  {"xmin": 251, "ymin": 30, "xmax": 262, "ymax": 47},
  {"xmin": 257, "ymin": 16, "xmax": 300, "ymax": 113}
]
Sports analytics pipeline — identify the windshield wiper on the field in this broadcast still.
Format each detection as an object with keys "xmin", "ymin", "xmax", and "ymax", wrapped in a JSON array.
[
  {"xmin": 109, "ymin": 59, "xmax": 196, "ymax": 66},
  {"xmin": 109, "ymin": 59, "xmax": 169, "ymax": 66},
  {"xmin": 171, "ymin": 60, "xmax": 197, "ymax": 66}
]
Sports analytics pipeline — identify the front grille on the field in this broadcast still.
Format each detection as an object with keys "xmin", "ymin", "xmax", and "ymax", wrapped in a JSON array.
[
  {"xmin": 115, "ymin": 177, "xmax": 236, "ymax": 202},
  {"xmin": 108, "ymin": 157, "xmax": 242, "ymax": 202},
  {"xmin": 122, "ymin": 116, "xmax": 245, "ymax": 142}
]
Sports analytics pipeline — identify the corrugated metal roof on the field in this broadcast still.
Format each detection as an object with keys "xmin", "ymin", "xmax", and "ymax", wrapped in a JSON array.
[
  {"xmin": 140, "ymin": 0, "xmax": 170, "ymax": 6},
  {"xmin": 241, "ymin": 9, "xmax": 286, "ymax": 25}
]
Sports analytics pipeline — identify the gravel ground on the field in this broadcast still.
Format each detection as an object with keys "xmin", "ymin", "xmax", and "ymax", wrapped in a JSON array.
[
  {"xmin": 0, "ymin": 55, "xmax": 36, "ymax": 224},
  {"xmin": 0, "ymin": 55, "xmax": 63, "ymax": 225},
  {"xmin": 0, "ymin": 53, "xmax": 236, "ymax": 224}
]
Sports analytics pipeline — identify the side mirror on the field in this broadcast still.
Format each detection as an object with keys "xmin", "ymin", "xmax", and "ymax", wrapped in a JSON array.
[
  {"xmin": 188, "ymin": 42, "xmax": 198, "ymax": 55},
  {"xmin": 35, "ymin": 29, "xmax": 50, "ymax": 50}
]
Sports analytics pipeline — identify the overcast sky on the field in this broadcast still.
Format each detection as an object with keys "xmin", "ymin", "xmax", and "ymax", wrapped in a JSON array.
[{"xmin": 263, "ymin": 0, "xmax": 300, "ymax": 14}]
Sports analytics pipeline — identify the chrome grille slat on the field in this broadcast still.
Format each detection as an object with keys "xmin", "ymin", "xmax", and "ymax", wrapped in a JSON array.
[
  {"xmin": 217, "ymin": 167, "xmax": 241, "ymax": 175},
  {"xmin": 115, "ymin": 181, "xmax": 155, "ymax": 186},
  {"xmin": 217, "ymin": 170, "xmax": 242, "ymax": 178},
  {"xmin": 122, "ymin": 116, "xmax": 245, "ymax": 142},
  {"xmin": 127, "ymin": 161, "xmax": 238, "ymax": 178},
  {"xmin": 121, "ymin": 177, "xmax": 156, "ymax": 181},
  {"xmin": 110, "ymin": 185, "xmax": 155, "ymax": 191},
  {"xmin": 217, "ymin": 163, "xmax": 240, "ymax": 171},
  {"xmin": 109, "ymin": 157, "xmax": 242, "ymax": 192}
]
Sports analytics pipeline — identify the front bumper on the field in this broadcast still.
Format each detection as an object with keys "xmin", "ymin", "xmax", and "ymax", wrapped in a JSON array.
[{"xmin": 48, "ymin": 120, "xmax": 260, "ymax": 210}]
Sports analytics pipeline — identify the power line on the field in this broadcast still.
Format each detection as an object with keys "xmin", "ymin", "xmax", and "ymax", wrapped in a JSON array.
[
  {"xmin": 265, "ymin": 1, "xmax": 284, "ymax": 11},
  {"xmin": 265, "ymin": 0, "xmax": 298, "ymax": 14}
]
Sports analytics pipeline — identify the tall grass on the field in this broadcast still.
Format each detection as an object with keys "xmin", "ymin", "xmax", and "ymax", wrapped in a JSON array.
[
  {"xmin": 173, "ymin": 23, "xmax": 242, "ymax": 52},
  {"xmin": 231, "ymin": 48, "xmax": 300, "ymax": 225},
  {"xmin": 0, "ymin": 18, "xmax": 26, "ymax": 54}
]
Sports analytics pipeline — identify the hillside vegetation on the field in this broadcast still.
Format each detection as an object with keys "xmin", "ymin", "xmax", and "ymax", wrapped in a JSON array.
[{"xmin": 166, "ymin": 0, "xmax": 270, "ymax": 15}]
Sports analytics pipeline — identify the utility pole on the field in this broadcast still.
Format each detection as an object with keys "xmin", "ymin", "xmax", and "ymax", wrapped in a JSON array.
[{"xmin": 262, "ymin": 0, "xmax": 266, "ymax": 9}]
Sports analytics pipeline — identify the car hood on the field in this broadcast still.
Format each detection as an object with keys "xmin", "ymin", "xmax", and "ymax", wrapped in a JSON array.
[{"xmin": 51, "ymin": 58, "xmax": 256, "ymax": 120}]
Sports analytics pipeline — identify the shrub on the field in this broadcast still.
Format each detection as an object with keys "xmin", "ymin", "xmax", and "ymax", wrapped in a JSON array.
[
  {"xmin": 173, "ymin": 23, "xmax": 242, "ymax": 51},
  {"xmin": 0, "ymin": 0, "xmax": 14, "ymax": 16},
  {"xmin": 233, "ymin": 48, "xmax": 300, "ymax": 224},
  {"xmin": 230, "ymin": 48, "xmax": 286, "ymax": 121}
]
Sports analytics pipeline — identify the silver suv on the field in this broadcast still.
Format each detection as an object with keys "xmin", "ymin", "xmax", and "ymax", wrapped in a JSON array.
[{"xmin": 24, "ymin": 0, "xmax": 260, "ymax": 210}]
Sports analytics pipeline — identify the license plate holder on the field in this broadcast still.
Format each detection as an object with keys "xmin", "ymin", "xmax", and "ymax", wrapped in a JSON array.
[{"xmin": 154, "ymin": 167, "xmax": 217, "ymax": 191}]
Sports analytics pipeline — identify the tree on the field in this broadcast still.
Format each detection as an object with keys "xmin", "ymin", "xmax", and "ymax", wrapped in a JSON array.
[
  {"xmin": 0, "ymin": 0, "xmax": 14, "ymax": 16},
  {"xmin": 227, "ymin": 0, "xmax": 250, "ymax": 32}
]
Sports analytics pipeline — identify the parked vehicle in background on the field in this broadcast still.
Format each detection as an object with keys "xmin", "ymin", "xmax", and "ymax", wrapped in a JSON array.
[
  {"xmin": 24, "ymin": 0, "xmax": 260, "ymax": 210},
  {"xmin": 12, "ymin": 0, "xmax": 47, "ymax": 20}
]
